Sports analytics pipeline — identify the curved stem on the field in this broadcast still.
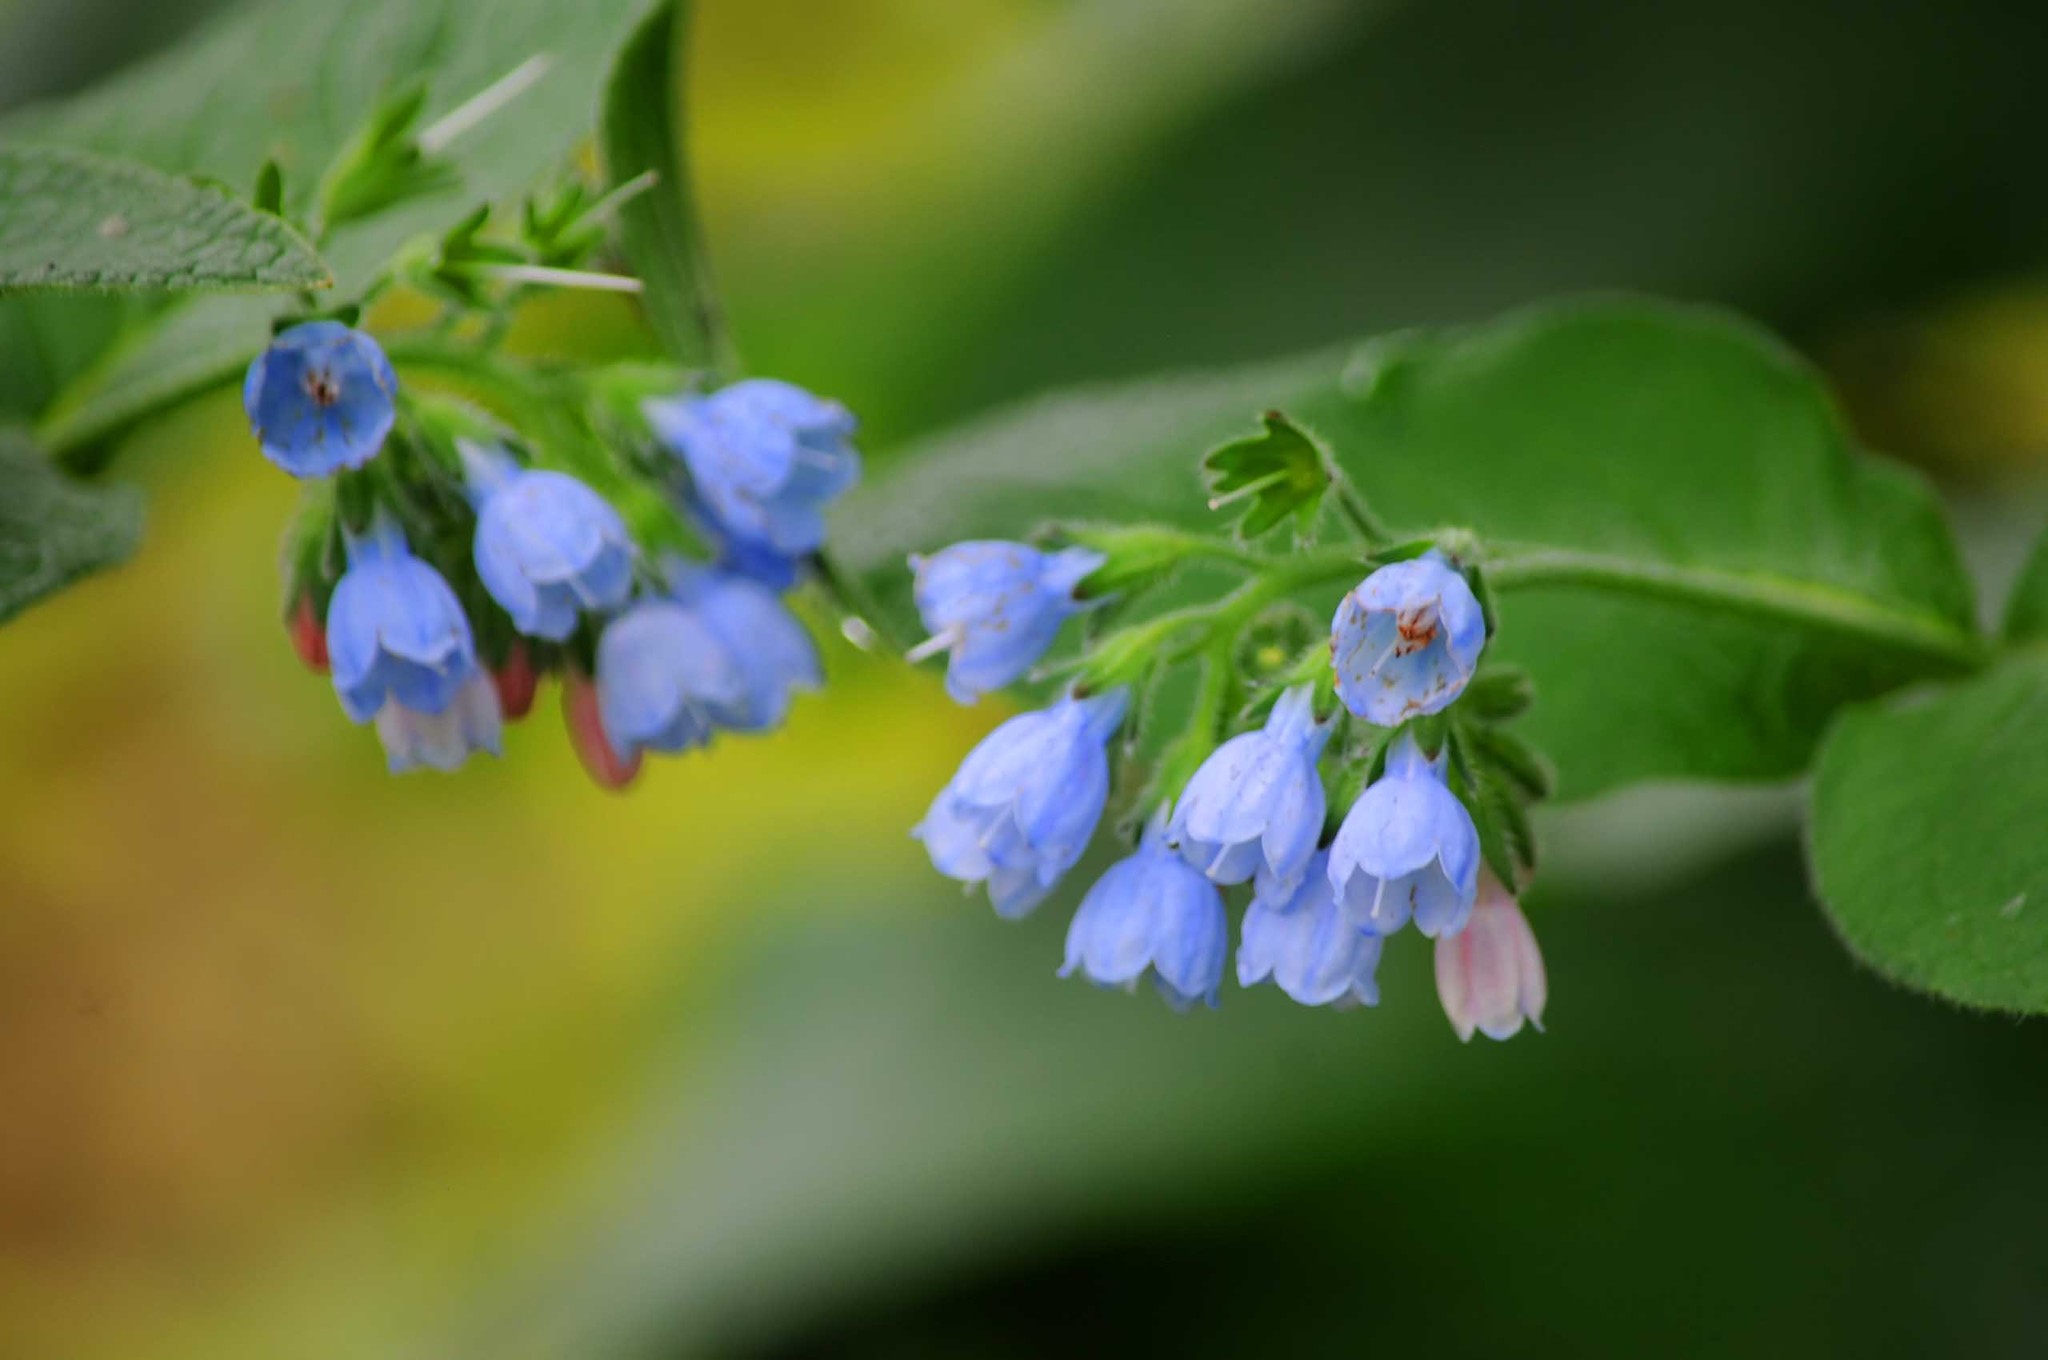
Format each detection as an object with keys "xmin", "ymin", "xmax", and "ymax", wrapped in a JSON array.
[
  {"xmin": 1326, "ymin": 469, "xmax": 1390, "ymax": 547},
  {"xmin": 811, "ymin": 548, "xmax": 904, "ymax": 654},
  {"xmin": 1145, "ymin": 634, "xmax": 1240, "ymax": 815},
  {"xmin": 1485, "ymin": 547, "xmax": 1990, "ymax": 671}
]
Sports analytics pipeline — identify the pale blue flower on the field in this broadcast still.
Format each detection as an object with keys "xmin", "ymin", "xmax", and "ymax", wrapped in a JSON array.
[
  {"xmin": 665, "ymin": 560, "xmax": 821, "ymax": 733},
  {"xmin": 915, "ymin": 689, "xmax": 1127, "ymax": 918},
  {"xmin": 1331, "ymin": 551, "xmax": 1485, "ymax": 726},
  {"xmin": 645, "ymin": 379, "xmax": 860, "ymax": 557},
  {"xmin": 1169, "ymin": 685, "xmax": 1330, "ymax": 889},
  {"xmin": 1328, "ymin": 733, "xmax": 1481, "ymax": 937},
  {"xmin": 1060, "ymin": 816, "xmax": 1229, "ymax": 1010},
  {"xmin": 326, "ymin": 511, "xmax": 478, "ymax": 724},
  {"xmin": 464, "ymin": 443, "xmax": 634, "ymax": 642},
  {"xmin": 908, "ymin": 541, "xmax": 1105, "ymax": 704},
  {"xmin": 594, "ymin": 599, "xmax": 746, "ymax": 761},
  {"xmin": 243, "ymin": 321, "xmax": 399, "ymax": 478},
  {"xmin": 1238, "ymin": 852, "xmax": 1383, "ymax": 1007},
  {"xmin": 374, "ymin": 672, "xmax": 503, "ymax": 774}
]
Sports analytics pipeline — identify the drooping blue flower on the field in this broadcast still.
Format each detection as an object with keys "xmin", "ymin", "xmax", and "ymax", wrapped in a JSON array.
[
  {"xmin": 908, "ymin": 541, "xmax": 1105, "ymax": 704},
  {"xmin": 914, "ymin": 689, "xmax": 1127, "ymax": 919},
  {"xmin": 1331, "ymin": 551, "xmax": 1485, "ymax": 726},
  {"xmin": 464, "ymin": 442, "xmax": 634, "ymax": 642},
  {"xmin": 713, "ymin": 532, "xmax": 804, "ymax": 593},
  {"xmin": 645, "ymin": 379, "xmax": 860, "ymax": 557},
  {"xmin": 326, "ymin": 511, "xmax": 479, "ymax": 724},
  {"xmin": 594, "ymin": 599, "xmax": 747, "ymax": 761},
  {"xmin": 242, "ymin": 321, "xmax": 399, "ymax": 478},
  {"xmin": 374, "ymin": 672, "xmax": 503, "ymax": 775},
  {"xmin": 1060, "ymin": 816, "xmax": 1229, "ymax": 1010},
  {"xmin": 1328, "ymin": 733, "xmax": 1481, "ymax": 938},
  {"xmin": 1168, "ymin": 685, "xmax": 1330, "ymax": 889},
  {"xmin": 1238, "ymin": 852, "xmax": 1383, "ymax": 1008},
  {"xmin": 665, "ymin": 560, "xmax": 821, "ymax": 733}
]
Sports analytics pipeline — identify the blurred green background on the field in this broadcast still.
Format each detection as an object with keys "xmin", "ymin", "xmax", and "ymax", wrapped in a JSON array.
[{"xmin": 5, "ymin": 0, "xmax": 2048, "ymax": 1356}]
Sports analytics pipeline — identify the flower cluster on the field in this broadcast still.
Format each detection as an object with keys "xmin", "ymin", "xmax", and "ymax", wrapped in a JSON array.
[
  {"xmin": 909, "ymin": 521, "xmax": 1548, "ymax": 1040},
  {"xmin": 249, "ymin": 321, "xmax": 856, "ymax": 781}
]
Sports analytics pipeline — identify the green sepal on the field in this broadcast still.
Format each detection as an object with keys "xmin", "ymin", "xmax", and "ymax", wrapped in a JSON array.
[
  {"xmin": 1459, "ymin": 667, "xmax": 1535, "ymax": 723},
  {"xmin": 1059, "ymin": 522, "xmax": 1218, "ymax": 599},
  {"xmin": 1446, "ymin": 724, "xmax": 1536, "ymax": 889},
  {"xmin": 1201, "ymin": 410, "xmax": 1332, "ymax": 543},
  {"xmin": 315, "ymin": 82, "xmax": 461, "ymax": 233},
  {"xmin": 280, "ymin": 479, "xmax": 340, "ymax": 611},
  {"xmin": 1063, "ymin": 621, "xmax": 1164, "ymax": 695},
  {"xmin": 522, "ymin": 182, "xmax": 607, "ymax": 267},
  {"xmin": 1467, "ymin": 725, "xmax": 1556, "ymax": 802},
  {"xmin": 1319, "ymin": 720, "xmax": 1395, "ymax": 840}
]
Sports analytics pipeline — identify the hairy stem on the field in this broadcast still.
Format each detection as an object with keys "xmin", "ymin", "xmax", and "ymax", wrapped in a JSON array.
[
  {"xmin": 1325, "ymin": 464, "xmax": 1391, "ymax": 547},
  {"xmin": 1486, "ymin": 547, "xmax": 1990, "ymax": 671}
]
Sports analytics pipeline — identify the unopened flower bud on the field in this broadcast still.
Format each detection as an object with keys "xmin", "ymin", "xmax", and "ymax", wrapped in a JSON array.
[
  {"xmin": 493, "ymin": 641, "xmax": 538, "ymax": 722},
  {"xmin": 563, "ymin": 672, "xmax": 641, "ymax": 791},
  {"xmin": 1435, "ymin": 875, "xmax": 1547, "ymax": 1042},
  {"xmin": 287, "ymin": 592, "xmax": 329, "ymax": 674}
]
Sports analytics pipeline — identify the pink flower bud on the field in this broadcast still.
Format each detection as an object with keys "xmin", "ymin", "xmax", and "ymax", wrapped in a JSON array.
[
  {"xmin": 1434, "ymin": 875, "xmax": 1546, "ymax": 1042},
  {"xmin": 563, "ymin": 671, "xmax": 641, "ymax": 791},
  {"xmin": 493, "ymin": 641, "xmax": 539, "ymax": 722},
  {"xmin": 288, "ymin": 593, "xmax": 329, "ymax": 673}
]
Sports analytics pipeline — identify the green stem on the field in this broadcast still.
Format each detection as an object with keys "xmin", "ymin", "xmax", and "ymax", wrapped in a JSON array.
[
  {"xmin": 812, "ymin": 548, "xmax": 905, "ymax": 654},
  {"xmin": 1485, "ymin": 547, "xmax": 1990, "ymax": 670},
  {"xmin": 1092, "ymin": 547, "xmax": 1371, "ymax": 670},
  {"xmin": 1326, "ymin": 466, "xmax": 1391, "ymax": 547},
  {"xmin": 1168, "ymin": 533, "xmax": 1271, "ymax": 573},
  {"xmin": 1146, "ymin": 635, "xmax": 1240, "ymax": 814},
  {"xmin": 1191, "ymin": 549, "xmax": 1375, "ymax": 646}
]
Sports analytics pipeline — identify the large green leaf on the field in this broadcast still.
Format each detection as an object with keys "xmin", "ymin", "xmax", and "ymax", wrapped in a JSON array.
[
  {"xmin": 0, "ymin": 429, "xmax": 142, "ymax": 624},
  {"xmin": 600, "ymin": 0, "xmax": 729, "ymax": 373},
  {"xmin": 836, "ymin": 298, "xmax": 1982, "ymax": 799},
  {"xmin": 1809, "ymin": 653, "xmax": 2048, "ymax": 1014},
  {"xmin": 0, "ymin": 145, "xmax": 328, "ymax": 294},
  {"xmin": 4, "ymin": 0, "xmax": 654, "ymax": 456}
]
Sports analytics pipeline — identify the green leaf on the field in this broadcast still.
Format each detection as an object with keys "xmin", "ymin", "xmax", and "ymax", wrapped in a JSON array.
[
  {"xmin": 601, "ymin": 0, "xmax": 729, "ymax": 371},
  {"xmin": 253, "ymin": 160, "xmax": 285, "ymax": 218},
  {"xmin": 1201, "ymin": 409, "xmax": 1328, "ymax": 541},
  {"xmin": 837, "ymin": 297, "xmax": 1984, "ymax": 800},
  {"xmin": 1809, "ymin": 653, "xmax": 2048, "ymax": 1013},
  {"xmin": 0, "ymin": 293, "xmax": 125, "ymax": 421},
  {"xmin": 1459, "ymin": 667, "xmax": 1536, "ymax": 723},
  {"xmin": 2002, "ymin": 523, "xmax": 2048, "ymax": 645},
  {"xmin": 38, "ymin": 294, "xmax": 281, "ymax": 469},
  {"xmin": 5, "ymin": 0, "xmax": 657, "ymax": 456},
  {"xmin": 0, "ymin": 145, "xmax": 328, "ymax": 294},
  {"xmin": 0, "ymin": 429, "xmax": 142, "ymax": 624}
]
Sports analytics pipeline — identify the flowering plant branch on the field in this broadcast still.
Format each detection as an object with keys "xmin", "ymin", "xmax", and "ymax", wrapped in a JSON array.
[
  {"xmin": 5, "ymin": 0, "xmax": 2044, "ymax": 1030},
  {"xmin": 901, "ymin": 413, "xmax": 1549, "ymax": 1038}
]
